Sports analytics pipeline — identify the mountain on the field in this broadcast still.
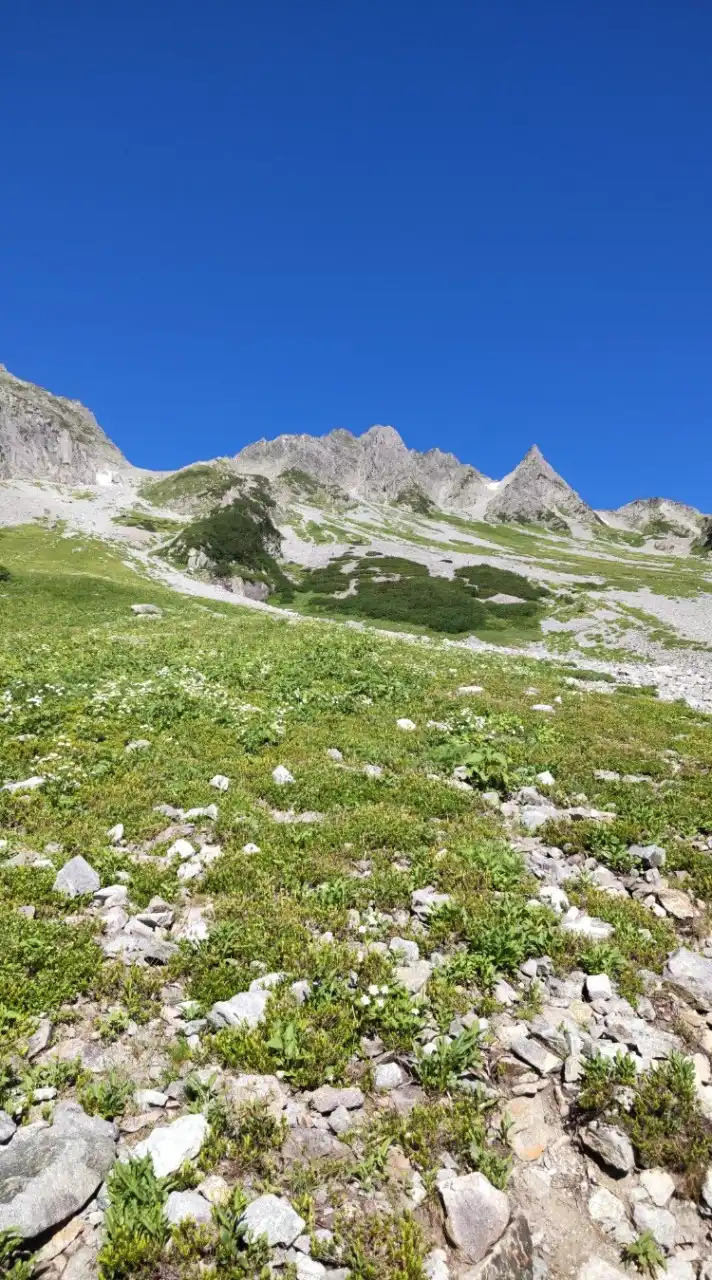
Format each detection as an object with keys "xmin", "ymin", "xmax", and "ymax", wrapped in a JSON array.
[
  {"xmin": 608, "ymin": 497, "xmax": 705, "ymax": 537},
  {"xmin": 483, "ymin": 444, "xmax": 598, "ymax": 527},
  {"xmin": 0, "ymin": 364, "xmax": 130, "ymax": 484},
  {"xmin": 234, "ymin": 425, "xmax": 491, "ymax": 514}
]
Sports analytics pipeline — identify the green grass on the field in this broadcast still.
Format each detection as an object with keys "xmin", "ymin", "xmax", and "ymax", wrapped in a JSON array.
[
  {"xmin": 3, "ymin": 523, "xmax": 712, "ymax": 1272},
  {"xmin": 137, "ymin": 462, "xmax": 240, "ymax": 510}
]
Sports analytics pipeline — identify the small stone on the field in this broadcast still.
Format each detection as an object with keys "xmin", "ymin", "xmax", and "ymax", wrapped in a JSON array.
[
  {"xmin": 531, "ymin": 704, "xmax": 554, "ymax": 713},
  {"xmin": 27, "ymin": 1017, "xmax": 52, "ymax": 1059},
  {"xmin": 107, "ymin": 823, "xmax": 124, "ymax": 844},
  {"xmin": 272, "ymin": 765, "xmax": 295, "ymax": 785},
  {"xmin": 327, "ymin": 1105, "xmax": 353, "ymax": 1135},
  {"xmin": 1, "ymin": 776, "xmax": 45, "ymax": 794},
  {"xmin": 656, "ymin": 887, "xmax": 694, "ymax": 921},
  {"xmin": 630, "ymin": 843, "xmax": 666, "ymax": 868},
  {"xmin": 396, "ymin": 717, "xmax": 417, "ymax": 731},
  {"xmin": 457, "ymin": 685, "xmax": 483, "ymax": 695},
  {"xmin": 639, "ymin": 1168, "xmax": 675, "ymax": 1207},
  {"xmin": 209, "ymin": 774, "xmax": 230, "ymax": 791},
  {"xmin": 375, "ymin": 1062, "xmax": 405, "ymax": 1090},
  {"xmin": 165, "ymin": 1190, "xmax": 212, "ymax": 1225},
  {"xmin": 440, "ymin": 1171, "xmax": 510, "ymax": 1264},
  {"xmin": 131, "ymin": 603, "xmax": 162, "ymax": 615},
  {"xmin": 167, "ymin": 838, "xmax": 195, "ymax": 860},
  {"xmin": 536, "ymin": 771, "xmax": 556, "ymax": 786},
  {"xmin": 242, "ymin": 842, "xmax": 261, "ymax": 854},
  {"xmin": 132, "ymin": 1112, "xmax": 208, "ymax": 1178},
  {"xmin": 581, "ymin": 1123, "xmax": 635, "ymax": 1174},
  {"xmin": 281, "ymin": 1128, "xmax": 353, "ymax": 1164},
  {"xmin": 240, "ymin": 1194, "xmax": 305, "ymax": 1247},
  {"xmin": 53, "ymin": 856, "xmax": 100, "ymax": 898},
  {"xmin": 395, "ymin": 960, "xmax": 432, "ymax": 995},
  {"xmin": 389, "ymin": 937, "xmax": 420, "ymax": 964},
  {"xmin": 561, "ymin": 907, "xmax": 613, "ymax": 941},
  {"xmin": 135, "ymin": 1089, "xmax": 168, "ymax": 1109},
  {"xmin": 311, "ymin": 1085, "xmax": 365, "ymax": 1114},
  {"xmin": 327, "ymin": 748, "xmax": 343, "ymax": 761},
  {"xmin": 510, "ymin": 1037, "xmax": 561, "ymax": 1076},
  {"xmin": 585, "ymin": 973, "xmax": 613, "ymax": 1000}
]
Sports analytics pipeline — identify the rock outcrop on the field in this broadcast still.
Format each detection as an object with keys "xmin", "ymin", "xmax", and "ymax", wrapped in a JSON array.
[
  {"xmin": 485, "ymin": 445, "xmax": 598, "ymax": 527},
  {"xmin": 0, "ymin": 364, "xmax": 130, "ymax": 484}
]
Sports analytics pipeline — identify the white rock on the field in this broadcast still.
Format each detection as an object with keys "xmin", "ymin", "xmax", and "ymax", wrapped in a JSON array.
[
  {"xmin": 424, "ymin": 1248, "xmax": 450, "ymax": 1280},
  {"xmin": 536, "ymin": 771, "xmax": 556, "ymax": 786},
  {"xmin": 539, "ymin": 885, "xmax": 569, "ymax": 914},
  {"xmin": 374, "ymin": 1062, "xmax": 405, "ymax": 1091},
  {"xmin": 396, "ymin": 718, "xmax": 417, "ymax": 731},
  {"xmin": 242, "ymin": 842, "xmax": 261, "ymax": 854},
  {"xmin": 588, "ymin": 1187, "xmax": 627, "ymax": 1225},
  {"xmin": 327, "ymin": 748, "xmax": 343, "ymax": 761},
  {"xmin": 167, "ymin": 839, "xmax": 195, "ymax": 860},
  {"xmin": 106, "ymin": 823, "xmax": 124, "ymax": 844},
  {"xmin": 272, "ymin": 765, "xmax": 295, "ymax": 785},
  {"xmin": 133, "ymin": 1113, "xmax": 208, "ymax": 1178},
  {"xmin": 2, "ymin": 776, "xmax": 45, "ymax": 794},
  {"xmin": 585, "ymin": 973, "xmax": 613, "ymax": 1000},
  {"xmin": 457, "ymin": 685, "xmax": 483, "ymax": 696},
  {"xmin": 389, "ymin": 937, "xmax": 420, "ymax": 963},
  {"xmin": 135, "ymin": 1090, "xmax": 168, "ymax": 1109},
  {"xmin": 240, "ymin": 1193, "xmax": 305, "ymax": 1247},
  {"xmin": 531, "ymin": 704, "xmax": 555, "ymax": 713},
  {"xmin": 209, "ymin": 774, "xmax": 230, "ymax": 791},
  {"xmin": 561, "ymin": 907, "xmax": 613, "ymax": 941},
  {"xmin": 640, "ymin": 1168, "xmax": 675, "ymax": 1207}
]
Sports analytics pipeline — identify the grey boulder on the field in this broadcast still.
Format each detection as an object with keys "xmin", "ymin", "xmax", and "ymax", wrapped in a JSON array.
[
  {"xmin": 165, "ymin": 1190, "xmax": 212, "ymax": 1226},
  {"xmin": 581, "ymin": 1124, "xmax": 635, "ymax": 1174},
  {"xmin": 460, "ymin": 1214, "xmax": 533, "ymax": 1279},
  {"xmin": 240, "ymin": 1193, "xmax": 305, "ymax": 1246},
  {"xmin": 208, "ymin": 989, "xmax": 269, "ymax": 1030},
  {"xmin": 53, "ymin": 856, "xmax": 100, "ymax": 898},
  {"xmin": 440, "ymin": 1171, "xmax": 510, "ymax": 1264},
  {"xmin": 0, "ymin": 1102, "xmax": 116, "ymax": 1239}
]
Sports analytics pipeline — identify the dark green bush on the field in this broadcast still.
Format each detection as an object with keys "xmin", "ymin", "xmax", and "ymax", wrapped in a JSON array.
[{"xmin": 454, "ymin": 563, "xmax": 546, "ymax": 600}]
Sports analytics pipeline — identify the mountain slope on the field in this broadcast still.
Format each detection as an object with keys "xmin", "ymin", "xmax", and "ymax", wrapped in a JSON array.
[
  {"xmin": 484, "ymin": 444, "xmax": 598, "ymax": 527},
  {"xmin": 0, "ymin": 364, "xmax": 130, "ymax": 483}
]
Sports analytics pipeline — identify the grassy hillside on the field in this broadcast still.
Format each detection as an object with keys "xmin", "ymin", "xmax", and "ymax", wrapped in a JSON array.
[{"xmin": 2, "ymin": 526, "xmax": 712, "ymax": 1278}]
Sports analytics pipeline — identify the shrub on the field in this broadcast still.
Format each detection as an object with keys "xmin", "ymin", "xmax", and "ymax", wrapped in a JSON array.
[{"xmin": 455, "ymin": 563, "xmax": 546, "ymax": 600}]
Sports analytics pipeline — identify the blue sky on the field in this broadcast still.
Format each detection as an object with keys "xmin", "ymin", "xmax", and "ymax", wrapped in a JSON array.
[{"xmin": 2, "ymin": 1, "xmax": 711, "ymax": 509}]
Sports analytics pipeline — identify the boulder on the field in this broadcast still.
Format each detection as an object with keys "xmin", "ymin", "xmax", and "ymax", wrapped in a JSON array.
[
  {"xmin": 310, "ymin": 1085, "xmax": 364, "ymax": 1114},
  {"xmin": 53, "ymin": 856, "xmax": 100, "ymax": 898},
  {"xmin": 440, "ymin": 1171, "xmax": 510, "ymax": 1263},
  {"xmin": 0, "ymin": 1102, "xmax": 116, "ymax": 1239},
  {"xmin": 240, "ymin": 1193, "xmax": 305, "ymax": 1246},
  {"xmin": 281, "ymin": 1127, "xmax": 353, "ymax": 1165},
  {"xmin": 208, "ymin": 989, "xmax": 269, "ymax": 1030}
]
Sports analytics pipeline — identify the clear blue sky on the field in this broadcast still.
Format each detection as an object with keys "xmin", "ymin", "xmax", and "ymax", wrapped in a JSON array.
[{"xmin": 2, "ymin": 1, "xmax": 711, "ymax": 509}]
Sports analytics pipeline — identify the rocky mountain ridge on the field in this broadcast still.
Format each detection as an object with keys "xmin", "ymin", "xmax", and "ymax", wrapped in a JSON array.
[{"xmin": 0, "ymin": 363, "xmax": 706, "ymax": 530}]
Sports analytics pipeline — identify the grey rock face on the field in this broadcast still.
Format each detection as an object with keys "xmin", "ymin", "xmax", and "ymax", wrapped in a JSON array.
[
  {"xmin": 235, "ymin": 425, "xmax": 491, "ymax": 516},
  {"xmin": 310, "ymin": 1085, "xmax": 364, "ymax": 1114},
  {"xmin": 0, "ymin": 1112, "xmax": 17, "ymax": 1144},
  {"xmin": 0, "ymin": 365, "xmax": 130, "ymax": 482},
  {"xmin": 664, "ymin": 947, "xmax": 712, "ymax": 1010},
  {"xmin": 0, "ymin": 1102, "xmax": 116, "ymax": 1239},
  {"xmin": 281, "ymin": 1127, "xmax": 353, "ymax": 1165},
  {"xmin": 440, "ymin": 1171, "xmax": 510, "ymax": 1263},
  {"xmin": 53, "ymin": 856, "xmax": 100, "ymax": 898}
]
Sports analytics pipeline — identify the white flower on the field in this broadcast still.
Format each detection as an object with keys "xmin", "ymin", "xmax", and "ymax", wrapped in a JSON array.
[
  {"xmin": 375, "ymin": 998, "xmax": 385, "ymax": 1009},
  {"xmin": 380, "ymin": 985, "xmax": 389, "ymax": 995},
  {"xmin": 357, "ymin": 925, "xmax": 367, "ymax": 935},
  {"xmin": 359, "ymin": 995, "xmax": 371, "ymax": 1007},
  {"xmin": 367, "ymin": 984, "xmax": 380, "ymax": 997}
]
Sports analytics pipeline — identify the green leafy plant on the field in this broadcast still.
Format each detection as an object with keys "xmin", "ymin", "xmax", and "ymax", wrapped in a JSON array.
[
  {"xmin": 98, "ymin": 1157, "xmax": 168, "ymax": 1280},
  {"xmin": 622, "ymin": 1230, "xmax": 666, "ymax": 1277},
  {"xmin": 414, "ymin": 1026, "xmax": 482, "ymax": 1092},
  {"xmin": 81, "ymin": 1070, "xmax": 134, "ymax": 1120}
]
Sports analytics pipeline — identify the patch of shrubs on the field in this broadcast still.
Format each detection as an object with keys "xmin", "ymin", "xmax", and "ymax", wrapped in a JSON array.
[
  {"xmin": 289, "ymin": 555, "xmax": 545, "ymax": 635},
  {"xmin": 170, "ymin": 489, "xmax": 293, "ymax": 596},
  {"xmin": 0, "ymin": 565, "xmax": 11, "ymax": 582}
]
